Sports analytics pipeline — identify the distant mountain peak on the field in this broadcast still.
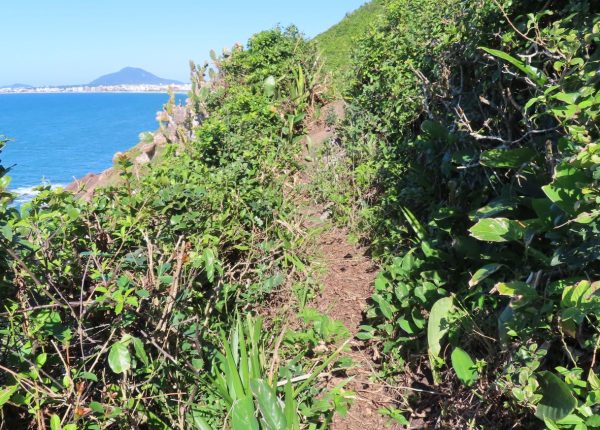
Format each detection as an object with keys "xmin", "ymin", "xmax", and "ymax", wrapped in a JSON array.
[{"xmin": 89, "ymin": 68, "xmax": 184, "ymax": 86}]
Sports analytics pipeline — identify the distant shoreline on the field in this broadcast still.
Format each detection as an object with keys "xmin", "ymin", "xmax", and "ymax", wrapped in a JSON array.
[
  {"xmin": 0, "ymin": 90, "xmax": 190, "ymax": 95},
  {"xmin": 0, "ymin": 84, "xmax": 192, "ymax": 95}
]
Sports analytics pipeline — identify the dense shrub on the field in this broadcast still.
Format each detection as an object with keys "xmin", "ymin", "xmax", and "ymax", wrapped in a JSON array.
[
  {"xmin": 334, "ymin": 0, "xmax": 600, "ymax": 427},
  {"xmin": 0, "ymin": 138, "xmax": 17, "ymax": 291},
  {"xmin": 0, "ymin": 27, "xmax": 342, "ymax": 429}
]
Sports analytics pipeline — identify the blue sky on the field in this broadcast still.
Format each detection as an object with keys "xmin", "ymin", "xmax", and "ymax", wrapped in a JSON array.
[{"xmin": 2, "ymin": 1, "xmax": 367, "ymax": 86}]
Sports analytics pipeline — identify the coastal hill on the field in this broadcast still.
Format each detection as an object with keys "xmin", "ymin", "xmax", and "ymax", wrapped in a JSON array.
[
  {"xmin": 313, "ymin": 0, "xmax": 385, "ymax": 88},
  {"xmin": 88, "ymin": 67, "xmax": 184, "ymax": 86}
]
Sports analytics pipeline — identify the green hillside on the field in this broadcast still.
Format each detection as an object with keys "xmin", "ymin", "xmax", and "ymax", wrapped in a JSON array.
[{"xmin": 314, "ymin": 0, "xmax": 385, "ymax": 88}]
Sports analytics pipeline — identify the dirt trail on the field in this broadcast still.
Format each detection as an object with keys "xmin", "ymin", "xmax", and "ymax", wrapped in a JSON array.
[{"xmin": 299, "ymin": 102, "xmax": 399, "ymax": 429}]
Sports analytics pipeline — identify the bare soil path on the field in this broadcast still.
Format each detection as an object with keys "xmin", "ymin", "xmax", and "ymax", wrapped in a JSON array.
[{"xmin": 298, "ymin": 102, "xmax": 400, "ymax": 429}]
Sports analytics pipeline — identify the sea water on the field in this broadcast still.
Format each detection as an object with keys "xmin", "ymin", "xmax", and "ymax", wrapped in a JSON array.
[{"xmin": 0, "ymin": 93, "xmax": 185, "ymax": 204}]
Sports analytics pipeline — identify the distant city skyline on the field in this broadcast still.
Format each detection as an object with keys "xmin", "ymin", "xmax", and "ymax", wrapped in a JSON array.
[{"xmin": 2, "ymin": 1, "xmax": 367, "ymax": 87}]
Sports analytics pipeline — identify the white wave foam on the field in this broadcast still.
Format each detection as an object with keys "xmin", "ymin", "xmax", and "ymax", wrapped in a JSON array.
[{"xmin": 12, "ymin": 182, "xmax": 67, "ymax": 204}]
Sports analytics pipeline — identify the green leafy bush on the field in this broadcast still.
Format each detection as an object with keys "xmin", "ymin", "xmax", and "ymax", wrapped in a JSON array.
[
  {"xmin": 333, "ymin": 0, "xmax": 600, "ymax": 427},
  {"xmin": 0, "ymin": 137, "xmax": 17, "ymax": 289},
  {"xmin": 0, "ymin": 27, "xmax": 337, "ymax": 429}
]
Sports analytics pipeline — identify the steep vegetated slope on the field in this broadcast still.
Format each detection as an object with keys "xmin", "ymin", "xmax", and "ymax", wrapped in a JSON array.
[
  {"xmin": 0, "ymin": 27, "xmax": 355, "ymax": 429},
  {"xmin": 313, "ymin": 0, "xmax": 385, "ymax": 92},
  {"xmin": 313, "ymin": 0, "xmax": 600, "ymax": 427}
]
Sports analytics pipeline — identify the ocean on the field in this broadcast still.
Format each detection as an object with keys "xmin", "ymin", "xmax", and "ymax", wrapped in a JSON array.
[{"xmin": 0, "ymin": 93, "xmax": 185, "ymax": 204}]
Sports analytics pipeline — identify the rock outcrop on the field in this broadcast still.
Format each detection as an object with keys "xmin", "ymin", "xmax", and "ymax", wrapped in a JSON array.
[{"xmin": 66, "ymin": 94, "xmax": 202, "ymax": 200}]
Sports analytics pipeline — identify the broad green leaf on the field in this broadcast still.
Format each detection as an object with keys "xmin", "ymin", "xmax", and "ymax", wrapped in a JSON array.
[
  {"xmin": 50, "ymin": 414, "xmax": 61, "ymax": 430},
  {"xmin": 532, "ymin": 197, "xmax": 561, "ymax": 226},
  {"xmin": 542, "ymin": 184, "xmax": 581, "ymax": 216},
  {"xmin": 481, "ymin": 47, "xmax": 547, "ymax": 85},
  {"xmin": 220, "ymin": 335, "xmax": 246, "ymax": 402},
  {"xmin": 108, "ymin": 342, "xmax": 131, "ymax": 374},
  {"xmin": 62, "ymin": 374, "xmax": 72, "ymax": 389},
  {"xmin": 589, "ymin": 370, "xmax": 600, "ymax": 390},
  {"xmin": 0, "ymin": 385, "xmax": 17, "ymax": 406},
  {"xmin": 378, "ymin": 407, "xmax": 410, "ymax": 424},
  {"xmin": 559, "ymin": 309, "xmax": 580, "ymax": 337},
  {"xmin": 89, "ymin": 401, "xmax": 105, "ymax": 414},
  {"xmin": 556, "ymin": 414, "xmax": 585, "ymax": 425},
  {"xmin": 470, "ymin": 198, "xmax": 517, "ymax": 221},
  {"xmin": 231, "ymin": 396, "xmax": 259, "ymax": 430},
  {"xmin": 469, "ymin": 218, "xmax": 524, "ymax": 242},
  {"xmin": 372, "ymin": 294, "xmax": 394, "ymax": 319},
  {"xmin": 561, "ymin": 281, "xmax": 591, "ymax": 308},
  {"xmin": 411, "ymin": 308, "xmax": 426, "ymax": 329},
  {"xmin": 469, "ymin": 263, "xmax": 503, "ymax": 287},
  {"xmin": 204, "ymin": 249, "xmax": 216, "ymax": 282},
  {"xmin": 36, "ymin": 352, "xmax": 48, "ymax": 367},
  {"xmin": 107, "ymin": 406, "xmax": 123, "ymax": 419},
  {"xmin": 250, "ymin": 379, "xmax": 287, "ymax": 430},
  {"xmin": 495, "ymin": 282, "xmax": 537, "ymax": 298},
  {"xmin": 451, "ymin": 347, "xmax": 478, "ymax": 387},
  {"xmin": 0, "ymin": 175, "xmax": 11, "ymax": 190},
  {"xmin": 535, "ymin": 372, "xmax": 577, "ymax": 421},
  {"xmin": 544, "ymin": 418, "xmax": 561, "ymax": 430},
  {"xmin": 65, "ymin": 205, "xmax": 80, "ymax": 221},
  {"xmin": 542, "ymin": 164, "xmax": 588, "ymax": 215},
  {"xmin": 132, "ymin": 337, "xmax": 149, "ymax": 367},
  {"xmin": 586, "ymin": 415, "xmax": 600, "ymax": 427},
  {"xmin": 395, "ymin": 280, "xmax": 412, "ymax": 301},
  {"xmin": 427, "ymin": 297, "xmax": 454, "ymax": 358},
  {"xmin": 356, "ymin": 331, "xmax": 374, "ymax": 340},
  {"xmin": 524, "ymin": 95, "xmax": 543, "ymax": 111},
  {"xmin": 552, "ymin": 92, "xmax": 579, "ymax": 105},
  {"xmin": 573, "ymin": 210, "xmax": 600, "ymax": 224},
  {"xmin": 398, "ymin": 318, "xmax": 415, "ymax": 335},
  {"xmin": 0, "ymin": 225, "xmax": 13, "ymax": 241},
  {"xmin": 190, "ymin": 408, "xmax": 213, "ymax": 430},
  {"xmin": 480, "ymin": 148, "xmax": 536, "ymax": 168},
  {"xmin": 374, "ymin": 273, "xmax": 387, "ymax": 292},
  {"xmin": 77, "ymin": 372, "xmax": 98, "ymax": 382}
]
